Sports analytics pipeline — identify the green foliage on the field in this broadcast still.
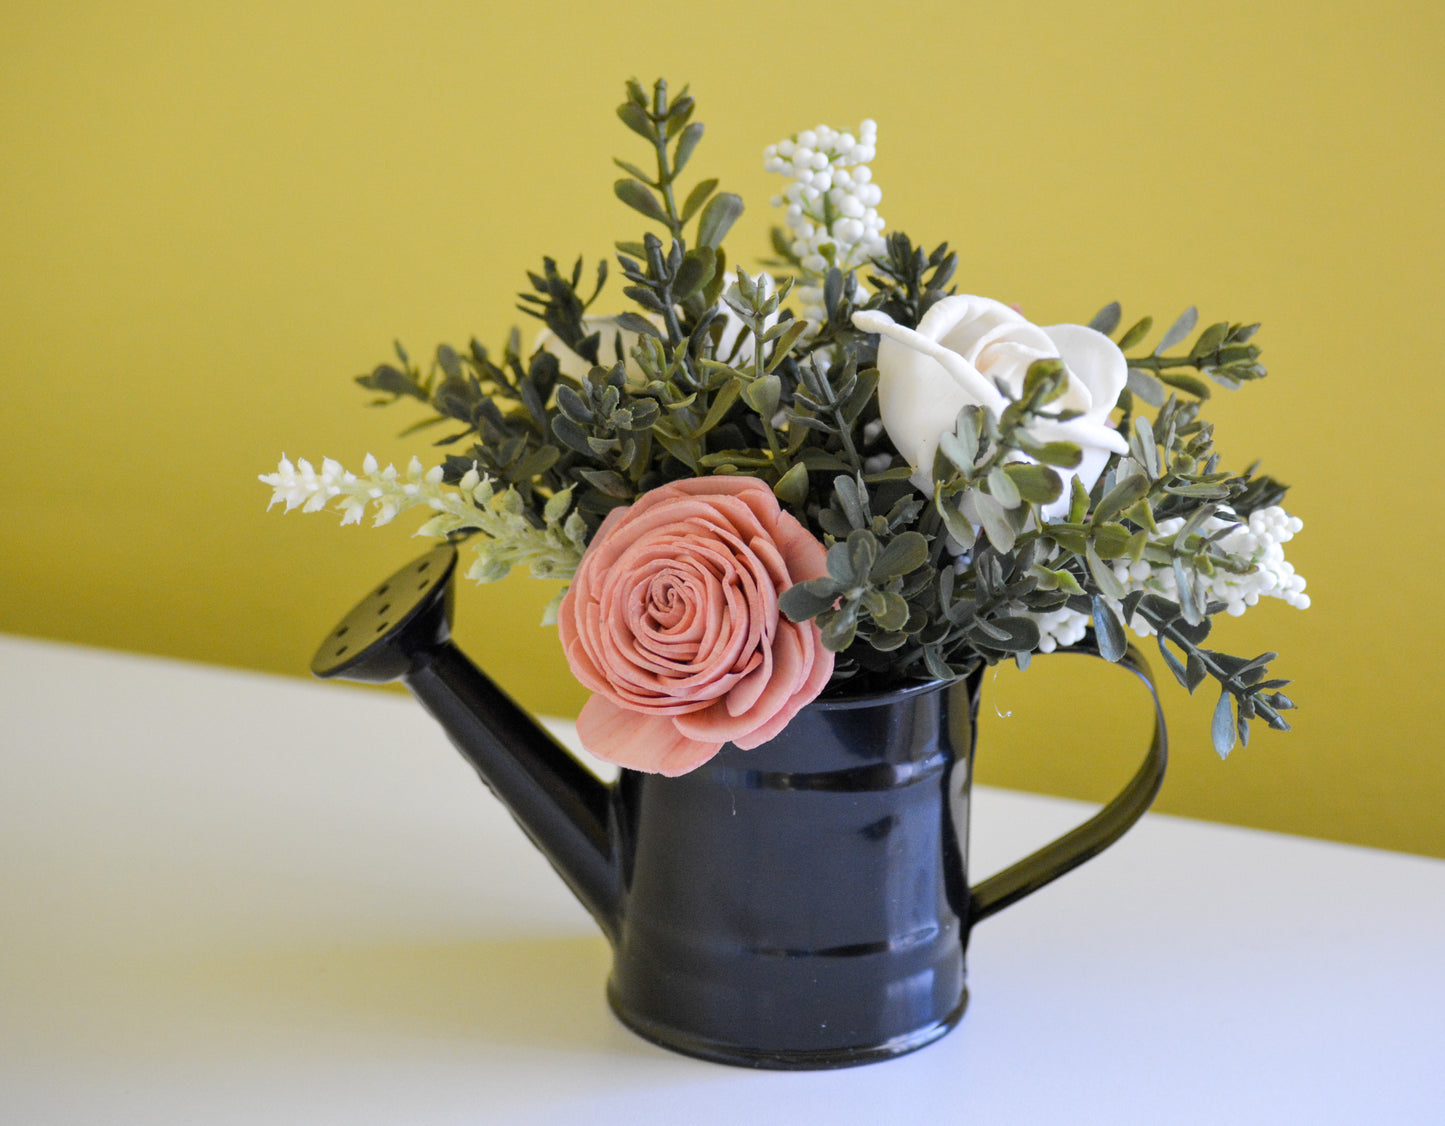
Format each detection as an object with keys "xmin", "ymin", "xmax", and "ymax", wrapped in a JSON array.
[{"xmin": 341, "ymin": 77, "xmax": 1300, "ymax": 753}]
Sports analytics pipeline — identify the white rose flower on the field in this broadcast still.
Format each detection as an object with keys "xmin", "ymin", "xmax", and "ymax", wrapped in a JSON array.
[{"xmin": 853, "ymin": 296, "xmax": 1130, "ymax": 519}]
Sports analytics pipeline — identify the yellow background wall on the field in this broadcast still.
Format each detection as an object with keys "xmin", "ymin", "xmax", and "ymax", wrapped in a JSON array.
[{"xmin": 4, "ymin": 1, "xmax": 1442, "ymax": 856}]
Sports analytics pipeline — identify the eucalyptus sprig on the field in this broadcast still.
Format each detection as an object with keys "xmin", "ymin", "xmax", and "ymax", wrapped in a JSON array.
[
  {"xmin": 1090, "ymin": 303, "xmax": 1267, "ymax": 406},
  {"xmin": 612, "ymin": 78, "xmax": 744, "ymax": 364}
]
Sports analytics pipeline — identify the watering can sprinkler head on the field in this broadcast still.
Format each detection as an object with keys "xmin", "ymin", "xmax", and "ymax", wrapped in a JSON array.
[
  {"xmin": 310, "ymin": 543, "xmax": 620, "ymax": 940},
  {"xmin": 311, "ymin": 543, "xmax": 458, "ymax": 685}
]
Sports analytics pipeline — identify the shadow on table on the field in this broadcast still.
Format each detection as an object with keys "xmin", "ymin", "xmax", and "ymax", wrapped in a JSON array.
[{"xmin": 120, "ymin": 933, "xmax": 651, "ymax": 1061}]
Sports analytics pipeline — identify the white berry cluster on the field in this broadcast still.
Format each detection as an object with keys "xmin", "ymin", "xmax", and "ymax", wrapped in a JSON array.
[
  {"xmin": 764, "ymin": 121, "xmax": 885, "ymax": 323},
  {"xmin": 1029, "ymin": 505, "xmax": 1309, "ymax": 654},
  {"xmin": 1129, "ymin": 506, "xmax": 1310, "ymax": 621}
]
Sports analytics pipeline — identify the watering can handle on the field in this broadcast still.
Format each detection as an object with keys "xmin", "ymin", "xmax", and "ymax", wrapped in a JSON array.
[{"xmin": 968, "ymin": 639, "xmax": 1168, "ymax": 925}]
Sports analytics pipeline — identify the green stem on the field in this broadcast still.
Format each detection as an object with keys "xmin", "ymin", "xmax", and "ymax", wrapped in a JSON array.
[
  {"xmin": 1126, "ymin": 354, "xmax": 1199, "ymax": 373},
  {"xmin": 651, "ymin": 129, "xmax": 685, "ymax": 244},
  {"xmin": 751, "ymin": 351, "xmax": 785, "ymax": 465},
  {"xmin": 1149, "ymin": 615, "xmax": 1287, "ymax": 729}
]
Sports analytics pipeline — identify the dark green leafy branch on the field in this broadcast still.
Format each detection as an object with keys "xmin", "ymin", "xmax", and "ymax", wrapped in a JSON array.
[{"xmin": 1089, "ymin": 302, "xmax": 1268, "ymax": 406}]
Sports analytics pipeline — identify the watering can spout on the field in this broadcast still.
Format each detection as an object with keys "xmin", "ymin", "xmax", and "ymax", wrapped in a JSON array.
[{"xmin": 311, "ymin": 544, "xmax": 619, "ymax": 943}]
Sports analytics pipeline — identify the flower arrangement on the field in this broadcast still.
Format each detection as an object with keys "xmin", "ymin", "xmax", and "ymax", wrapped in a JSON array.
[{"xmin": 263, "ymin": 79, "xmax": 1307, "ymax": 774}]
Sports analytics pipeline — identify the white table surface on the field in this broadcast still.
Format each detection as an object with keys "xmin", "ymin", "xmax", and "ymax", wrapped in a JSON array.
[{"xmin": 2, "ymin": 634, "xmax": 1442, "ymax": 1125}]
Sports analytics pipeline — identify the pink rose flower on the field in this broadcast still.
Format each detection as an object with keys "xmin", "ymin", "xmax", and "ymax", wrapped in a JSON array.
[{"xmin": 558, "ymin": 477, "xmax": 835, "ymax": 776}]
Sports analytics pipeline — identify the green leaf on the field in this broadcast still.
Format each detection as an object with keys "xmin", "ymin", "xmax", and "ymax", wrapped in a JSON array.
[
  {"xmin": 779, "ymin": 581, "xmax": 838, "ymax": 621},
  {"xmin": 672, "ymin": 122, "xmax": 705, "ymax": 175},
  {"xmin": 1017, "ymin": 438, "xmax": 1082, "ymax": 469},
  {"xmin": 1004, "ymin": 463, "xmax": 1063, "ymax": 504},
  {"xmin": 1157, "ymin": 371, "xmax": 1212, "ymax": 399},
  {"xmin": 664, "ymin": 93, "xmax": 695, "ymax": 134},
  {"xmin": 672, "ymin": 247, "xmax": 716, "ymax": 301},
  {"xmin": 871, "ymin": 531, "xmax": 928, "ymax": 581},
  {"xmin": 987, "ymin": 466, "xmax": 1021, "ymax": 509},
  {"xmin": 773, "ymin": 461, "xmax": 810, "ymax": 508},
  {"xmin": 1023, "ymin": 358, "xmax": 1066, "ymax": 403},
  {"xmin": 612, "ymin": 311, "xmax": 662, "ymax": 339},
  {"xmin": 1185, "ymin": 651, "xmax": 1208, "ymax": 692},
  {"xmin": 826, "ymin": 540, "xmax": 857, "ymax": 584},
  {"xmin": 542, "ymin": 486, "xmax": 574, "ymax": 523},
  {"xmin": 1165, "ymin": 481, "xmax": 1230, "ymax": 499},
  {"xmin": 923, "ymin": 646, "xmax": 954, "ymax": 681},
  {"xmin": 1117, "ymin": 315, "xmax": 1154, "ymax": 352},
  {"xmin": 436, "ymin": 343, "xmax": 463, "ymax": 379},
  {"xmin": 1212, "ymin": 689, "xmax": 1237, "ymax": 757},
  {"xmin": 1131, "ymin": 416, "xmax": 1161, "ymax": 478},
  {"xmin": 972, "ymin": 490, "xmax": 1016, "ymax": 553},
  {"xmin": 696, "ymin": 191, "xmax": 744, "ymax": 249},
  {"xmin": 1174, "ymin": 556, "xmax": 1206, "ymax": 624},
  {"xmin": 937, "ymin": 431, "xmax": 976, "ymax": 474},
  {"xmin": 556, "ymin": 385, "xmax": 592, "ymax": 423},
  {"xmin": 870, "ymin": 590, "xmax": 910, "ymax": 632},
  {"xmin": 820, "ymin": 606, "xmax": 859, "ymax": 651},
  {"xmin": 1091, "ymin": 595, "xmax": 1126, "ymax": 662},
  {"xmin": 1157, "ymin": 637, "xmax": 1190, "ymax": 689},
  {"xmin": 766, "ymin": 319, "xmax": 812, "ymax": 374},
  {"xmin": 1086, "ymin": 541, "xmax": 1125, "ymax": 598},
  {"xmin": 616, "ymin": 102, "xmax": 656, "ymax": 141},
  {"xmin": 576, "ymin": 468, "xmax": 631, "ymax": 498},
  {"xmin": 741, "ymin": 373, "xmax": 782, "ymax": 419},
  {"xmin": 698, "ymin": 378, "xmax": 742, "ymax": 433},
  {"xmin": 1088, "ymin": 301, "xmax": 1122, "ymax": 335},
  {"xmin": 938, "ymin": 494, "xmax": 976, "ymax": 549},
  {"xmin": 834, "ymin": 474, "xmax": 868, "ymax": 529},
  {"xmin": 614, "ymin": 179, "xmax": 668, "ymax": 224},
  {"xmin": 680, "ymin": 178, "xmax": 718, "ymax": 224},
  {"xmin": 971, "ymin": 615, "xmax": 1040, "ymax": 652},
  {"xmin": 612, "ymin": 158, "xmax": 655, "ymax": 186},
  {"xmin": 1053, "ymin": 568, "xmax": 1086, "ymax": 596},
  {"xmin": 511, "ymin": 444, "xmax": 559, "ymax": 481},
  {"xmin": 1155, "ymin": 306, "xmax": 1198, "ymax": 354},
  {"xmin": 1094, "ymin": 473, "xmax": 1151, "ymax": 523},
  {"xmin": 1127, "ymin": 366, "xmax": 1167, "ymax": 408},
  {"xmin": 1067, "ymin": 476, "xmax": 1090, "ymax": 522},
  {"xmin": 358, "ymin": 363, "xmax": 420, "ymax": 398},
  {"xmin": 551, "ymin": 414, "xmax": 593, "ymax": 456},
  {"xmin": 1190, "ymin": 321, "xmax": 1229, "ymax": 361},
  {"xmin": 1089, "ymin": 521, "xmax": 1133, "ymax": 558}
]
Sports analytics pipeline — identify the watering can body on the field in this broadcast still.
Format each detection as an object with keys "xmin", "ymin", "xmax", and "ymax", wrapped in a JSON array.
[{"xmin": 313, "ymin": 544, "xmax": 1166, "ymax": 1069}]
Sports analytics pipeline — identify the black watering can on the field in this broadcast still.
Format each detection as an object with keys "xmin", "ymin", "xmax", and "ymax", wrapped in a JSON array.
[{"xmin": 313, "ymin": 543, "xmax": 1167, "ymax": 1069}]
